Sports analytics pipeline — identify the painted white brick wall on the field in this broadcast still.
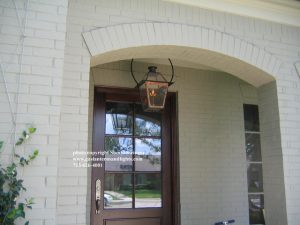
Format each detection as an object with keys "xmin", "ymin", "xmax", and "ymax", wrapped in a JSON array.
[
  {"xmin": 0, "ymin": 1, "xmax": 68, "ymax": 225},
  {"xmin": 174, "ymin": 69, "xmax": 250, "ymax": 225},
  {"xmin": 1, "ymin": 0, "xmax": 300, "ymax": 225}
]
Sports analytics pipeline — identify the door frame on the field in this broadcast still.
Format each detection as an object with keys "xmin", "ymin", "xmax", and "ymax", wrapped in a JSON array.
[{"xmin": 90, "ymin": 86, "xmax": 180, "ymax": 225}]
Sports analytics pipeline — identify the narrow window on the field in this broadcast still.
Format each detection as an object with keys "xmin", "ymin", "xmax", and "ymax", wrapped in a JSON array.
[{"xmin": 243, "ymin": 104, "xmax": 265, "ymax": 225}]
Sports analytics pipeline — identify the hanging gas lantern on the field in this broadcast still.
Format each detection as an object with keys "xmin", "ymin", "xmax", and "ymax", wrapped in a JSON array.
[{"xmin": 131, "ymin": 59, "xmax": 174, "ymax": 112}]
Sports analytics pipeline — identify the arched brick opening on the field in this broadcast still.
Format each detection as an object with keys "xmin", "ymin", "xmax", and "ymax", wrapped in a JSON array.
[
  {"xmin": 83, "ymin": 22, "xmax": 281, "ymax": 87},
  {"xmin": 82, "ymin": 22, "xmax": 287, "ymax": 225}
]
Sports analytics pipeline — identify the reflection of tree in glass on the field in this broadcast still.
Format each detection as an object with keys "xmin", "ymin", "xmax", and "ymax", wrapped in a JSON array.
[
  {"xmin": 135, "ymin": 118, "xmax": 160, "ymax": 136},
  {"xmin": 139, "ymin": 138, "xmax": 160, "ymax": 153},
  {"xmin": 105, "ymin": 137, "xmax": 133, "ymax": 154},
  {"xmin": 138, "ymin": 138, "xmax": 161, "ymax": 166},
  {"xmin": 245, "ymin": 133, "xmax": 261, "ymax": 162},
  {"xmin": 246, "ymin": 133, "xmax": 255, "ymax": 158}
]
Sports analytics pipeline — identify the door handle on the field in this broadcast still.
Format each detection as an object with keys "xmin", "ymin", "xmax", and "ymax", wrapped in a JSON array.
[
  {"xmin": 95, "ymin": 179, "xmax": 101, "ymax": 214},
  {"xmin": 96, "ymin": 199, "xmax": 100, "ymax": 213}
]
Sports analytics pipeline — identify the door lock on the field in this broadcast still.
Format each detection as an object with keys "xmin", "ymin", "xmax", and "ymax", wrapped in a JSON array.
[{"xmin": 95, "ymin": 179, "xmax": 101, "ymax": 214}]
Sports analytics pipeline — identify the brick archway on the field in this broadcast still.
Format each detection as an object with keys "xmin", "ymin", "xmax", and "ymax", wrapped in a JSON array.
[
  {"xmin": 83, "ymin": 22, "xmax": 280, "ymax": 87},
  {"xmin": 81, "ymin": 22, "xmax": 288, "ymax": 225}
]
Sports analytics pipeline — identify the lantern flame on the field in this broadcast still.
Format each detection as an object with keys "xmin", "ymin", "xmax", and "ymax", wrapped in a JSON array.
[{"xmin": 149, "ymin": 89, "xmax": 157, "ymax": 97}]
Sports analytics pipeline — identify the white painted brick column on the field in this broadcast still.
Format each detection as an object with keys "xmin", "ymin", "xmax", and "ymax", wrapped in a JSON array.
[
  {"xmin": 276, "ymin": 71, "xmax": 300, "ymax": 224},
  {"xmin": 258, "ymin": 81, "xmax": 288, "ymax": 225},
  {"xmin": 57, "ymin": 1, "xmax": 94, "ymax": 223}
]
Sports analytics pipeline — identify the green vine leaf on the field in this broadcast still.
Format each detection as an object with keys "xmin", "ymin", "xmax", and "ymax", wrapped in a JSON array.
[
  {"xmin": 28, "ymin": 127, "xmax": 36, "ymax": 134},
  {"xmin": 16, "ymin": 138, "xmax": 24, "ymax": 146},
  {"xmin": 6, "ymin": 209, "xmax": 17, "ymax": 219},
  {"xmin": 28, "ymin": 149, "xmax": 39, "ymax": 161},
  {"xmin": 27, "ymin": 198, "xmax": 34, "ymax": 205},
  {"xmin": 0, "ymin": 141, "xmax": 3, "ymax": 150},
  {"xmin": 33, "ymin": 149, "xmax": 39, "ymax": 156}
]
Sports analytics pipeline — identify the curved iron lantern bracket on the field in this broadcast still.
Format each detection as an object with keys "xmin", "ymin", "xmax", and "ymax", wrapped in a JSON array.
[{"xmin": 130, "ymin": 58, "xmax": 174, "ymax": 88}]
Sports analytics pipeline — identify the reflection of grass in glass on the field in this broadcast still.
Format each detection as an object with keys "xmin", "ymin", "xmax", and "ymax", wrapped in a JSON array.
[{"xmin": 119, "ymin": 189, "xmax": 160, "ymax": 198}]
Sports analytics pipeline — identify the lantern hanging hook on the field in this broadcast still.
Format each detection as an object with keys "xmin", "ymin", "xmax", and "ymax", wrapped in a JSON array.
[{"xmin": 130, "ymin": 58, "xmax": 175, "ymax": 87}]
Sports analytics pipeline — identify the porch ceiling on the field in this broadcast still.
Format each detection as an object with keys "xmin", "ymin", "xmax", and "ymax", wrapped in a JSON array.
[{"xmin": 83, "ymin": 23, "xmax": 279, "ymax": 88}]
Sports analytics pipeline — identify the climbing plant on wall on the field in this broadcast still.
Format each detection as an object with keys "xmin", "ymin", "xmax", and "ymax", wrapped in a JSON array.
[{"xmin": 0, "ymin": 127, "xmax": 38, "ymax": 225}]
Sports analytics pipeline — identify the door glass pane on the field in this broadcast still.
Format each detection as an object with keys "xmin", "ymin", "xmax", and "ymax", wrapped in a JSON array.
[
  {"xmin": 135, "ymin": 138, "xmax": 161, "ymax": 171},
  {"xmin": 245, "ymin": 133, "xmax": 262, "ymax": 162},
  {"xmin": 135, "ymin": 173, "xmax": 161, "ymax": 208},
  {"xmin": 135, "ymin": 104, "xmax": 161, "ymax": 136},
  {"xmin": 243, "ymin": 104, "xmax": 260, "ymax": 132},
  {"xmin": 105, "ymin": 137, "xmax": 133, "ymax": 171},
  {"xmin": 104, "ymin": 173, "xmax": 132, "ymax": 209},
  {"xmin": 247, "ymin": 164, "xmax": 263, "ymax": 193},
  {"xmin": 249, "ymin": 194, "xmax": 265, "ymax": 224},
  {"xmin": 106, "ymin": 102, "xmax": 133, "ymax": 135}
]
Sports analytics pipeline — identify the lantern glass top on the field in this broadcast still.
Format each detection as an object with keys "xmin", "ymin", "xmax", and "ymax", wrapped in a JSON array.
[{"xmin": 142, "ymin": 66, "xmax": 168, "ymax": 82}]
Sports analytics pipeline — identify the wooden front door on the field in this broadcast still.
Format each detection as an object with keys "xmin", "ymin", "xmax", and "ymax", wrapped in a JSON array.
[{"xmin": 91, "ymin": 87, "xmax": 178, "ymax": 225}]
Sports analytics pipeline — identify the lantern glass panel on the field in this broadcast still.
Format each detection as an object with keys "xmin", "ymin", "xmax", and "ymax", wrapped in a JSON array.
[{"xmin": 139, "ymin": 81, "xmax": 168, "ymax": 111}]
